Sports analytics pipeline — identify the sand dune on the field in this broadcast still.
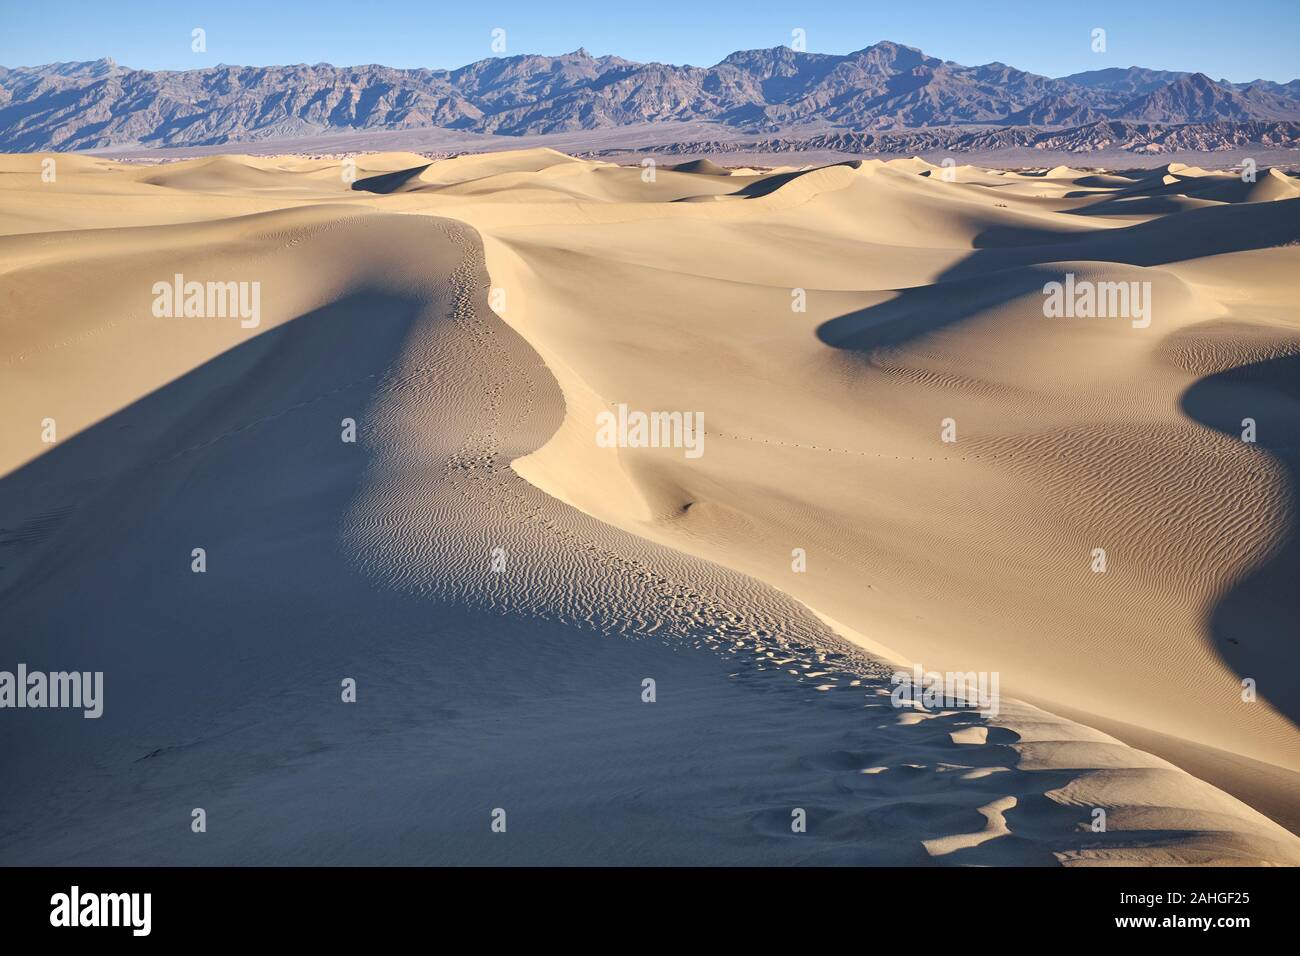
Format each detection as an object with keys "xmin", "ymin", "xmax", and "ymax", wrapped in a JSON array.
[{"xmin": 1, "ymin": 148, "xmax": 1298, "ymax": 865}]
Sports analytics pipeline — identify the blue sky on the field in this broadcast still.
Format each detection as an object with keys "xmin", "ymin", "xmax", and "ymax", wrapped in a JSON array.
[{"xmin": 2, "ymin": 0, "xmax": 1296, "ymax": 82}]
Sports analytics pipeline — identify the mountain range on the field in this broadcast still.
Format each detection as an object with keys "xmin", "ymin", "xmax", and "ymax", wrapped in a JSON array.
[{"xmin": 2, "ymin": 42, "xmax": 1299, "ymax": 152}]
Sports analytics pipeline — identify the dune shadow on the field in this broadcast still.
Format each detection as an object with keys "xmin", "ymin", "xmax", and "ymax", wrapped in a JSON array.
[
  {"xmin": 0, "ymin": 287, "xmax": 427, "ymax": 607},
  {"xmin": 815, "ymin": 265, "xmax": 1051, "ymax": 352},
  {"xmin": 726, "ymin": 160, "xmax": 862, "ymax": 199},
  {"xmin": 668, "ymin": 159, "xmax": 731, "ymax": 176},
  {"xmin": 351, "ymin": 163, "xmax": 432, "ymax": 194},
  {"xmin": 811, "ymin": 192, "xmax": 1300, "ymax": 822},
  {"xmin": 1180, "ymin": 352, "xmax": 1300, "ymax": 729},
  {"xmin": 957, "ymin": 195, "xmax": 1300, "ymax": 266},
  {"xmin": 1062, "ymin": 195, "xmax": 1210, "ymax": 216},
  {"xmin": 1072, "ymin": 174, "xmax": 1140, "ymax": 188}
]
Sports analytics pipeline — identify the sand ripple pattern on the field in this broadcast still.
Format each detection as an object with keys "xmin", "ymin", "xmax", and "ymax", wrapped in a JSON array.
[
  {"xmin": 343, "ymin": 221, "xmax": 881, "ymax": 677},
  {"xmin": 338, "ymin": 217, "xmax": 1300, "ymax": 865}
]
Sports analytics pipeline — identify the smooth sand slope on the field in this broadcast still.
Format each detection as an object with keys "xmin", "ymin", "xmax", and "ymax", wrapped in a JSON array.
[{"xmin": 1, "ymin": 150, "xmax": 1298, "ymax": 865}]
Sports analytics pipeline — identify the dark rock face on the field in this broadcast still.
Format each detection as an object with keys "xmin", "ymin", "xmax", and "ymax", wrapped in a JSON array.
[
  {"xmin": 636, "ymin": 121, "xmax": 1300, "ymax": 157},
  {"xmin": 1, "ymin": 45, "xmax": 1297, "ymax": 151}
]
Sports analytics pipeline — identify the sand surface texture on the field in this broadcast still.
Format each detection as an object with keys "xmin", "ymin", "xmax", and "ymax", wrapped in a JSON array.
[{"xmin": 1, "ymin": 150, "xmax": 1297, "ymax": 864}]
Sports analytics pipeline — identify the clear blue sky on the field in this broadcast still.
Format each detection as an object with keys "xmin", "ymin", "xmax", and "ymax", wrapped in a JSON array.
[{"xmin": 2, "ymin": 0, "xmax": 1296, "ymax": 82}]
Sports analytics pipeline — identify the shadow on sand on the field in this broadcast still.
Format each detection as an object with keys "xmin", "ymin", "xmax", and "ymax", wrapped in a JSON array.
[
  {"xmin": 1180, "ymin": 352, "xmax": 1300, "ymax": 729},
  {"xmin": 351, "ymin": 163, "xmax": 432, "ymax": 194}
]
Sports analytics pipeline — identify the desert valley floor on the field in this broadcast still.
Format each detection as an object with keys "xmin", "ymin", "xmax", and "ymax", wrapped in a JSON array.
[{"xmin": 0, "ymin": 149, "xmax": 1298, "ymax": 865}]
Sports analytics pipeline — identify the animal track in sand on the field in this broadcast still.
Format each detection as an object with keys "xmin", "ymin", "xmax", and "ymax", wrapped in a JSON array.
[
  {"xmin": 6, "ymin": 161, "xmax": 1300, "ymax": 866},
  {"xmin": 362, "ymin": 220, "xmax": 883, "ymax": 684},
  {"xmin": 712, "ymin": 428, "xmax": 1018, "ymax": 463}
]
